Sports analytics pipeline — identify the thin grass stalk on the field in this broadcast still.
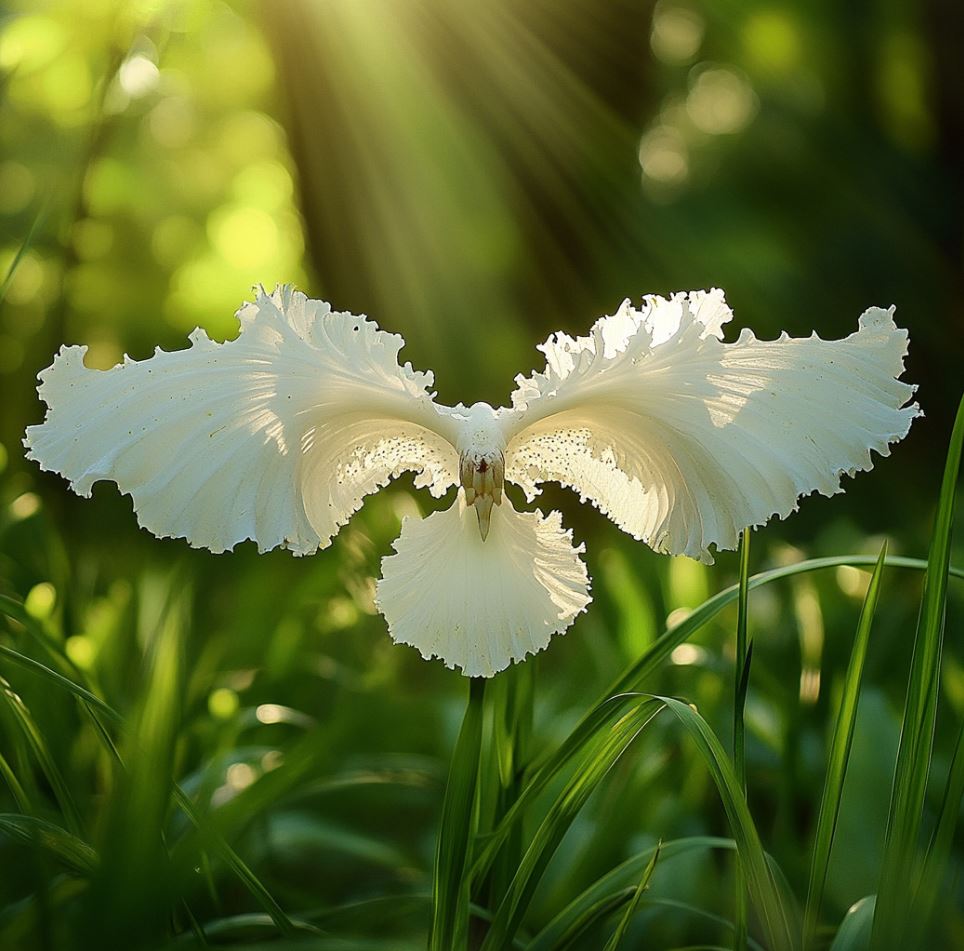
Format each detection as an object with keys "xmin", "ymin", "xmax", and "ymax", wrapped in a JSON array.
[
  {"xmin": 873, "ymin": 394, "xmax": 964, "ymax": 948},
  {"xmin": 734, "ymin": 528, "xmax": 751, "ymax": 951},
  {"xmin": 658, "ymin": 698, "xmax": 794, "ymax": 951},
  {"xmin": 487, "ymin": 663, "xmax": 533, "ymax": 908},
  {"xmin": 906, "ymin": 720, "xmax": 964, "ymax": 940},
  {"xmin": 603, "ymin": 840, "xmax": 660, "ymax": 951},
  {"xmin": 803, "ymin": 543, "xmax": 886, "ymax": 947},
  {"xmin": 430, "ymin": 677, "xmax": 486, "ymax": 951}
]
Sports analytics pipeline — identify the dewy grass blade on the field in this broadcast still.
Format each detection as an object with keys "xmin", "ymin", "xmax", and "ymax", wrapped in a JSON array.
[
  {"xmin": 874, "ymin": 394, "xmax": 964, "ymax": 949},
  {"xmin": 479, "ymin": 698, "xmax": 665, "ymax": 951},
  {"xmin": 430, "ymin": 677, "xmax": 486, "ymax": 951},
  {"xmin": 657, "ymin": 697, "xmax": 794, "ymax": 951},
  {"xmin": 603, "ymin": 839, "xmax": 660, "ymax": 951},
  {"xmin": 804, "ymin": 543, "xmax": 886, "ymax": 947}
]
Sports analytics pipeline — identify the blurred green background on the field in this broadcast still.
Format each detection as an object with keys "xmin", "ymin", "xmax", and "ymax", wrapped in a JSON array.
[{"xmin": 0, "ymin": 1, "xmax": 962, "ymax": 948}]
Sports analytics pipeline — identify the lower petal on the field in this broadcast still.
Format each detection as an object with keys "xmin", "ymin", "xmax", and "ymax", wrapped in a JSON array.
[{"xmin": 375, "ymin": 494, "xmax": 591, "ymax": 677}]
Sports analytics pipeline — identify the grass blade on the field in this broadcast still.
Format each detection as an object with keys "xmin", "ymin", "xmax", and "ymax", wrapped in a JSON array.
[
  {"xmin": 830, "ymin": 896, "xmax": 876, "ymax": 951},
  {"xmin": 430, "ymin": 677, "xmax": 486, "ymax": 951},
  {"xmin": 0, "ymin": 674, "xmax": 84, "ymax": 835},
  {"xmin": 0, "ymin": 814, "xmax": 99, "ymax": 875},
  {"xmin": 804, "ymin": 543, "xmax": 886, "ymax": 946},
  {"xmin": 658, "ymin": 697, "xmax": 794, "ymax": 951},
  {"xmin": 907, "ymin": 719, "xmax": 964, "ymax": 941},
  {"xmin": 479, "ymin": 698, "xmax": 665, "ymax": 951},
  {"xmin": 603, "ymin": 840, "xmax": 660, "ymax": 951},
  {"xmin": 734, "ymin": 529, "xmax": 752, "ymax": 951},
  {"xmin": 527, "ymin": 836, "xmax": 735, "ymax": 950},
  {"xmin": 0, "ymin": 203, "xmax": 45, "ymax": 307},
  {"xmin": 873, "ymin": 394, "xmax": 964, "ymax": 948}
]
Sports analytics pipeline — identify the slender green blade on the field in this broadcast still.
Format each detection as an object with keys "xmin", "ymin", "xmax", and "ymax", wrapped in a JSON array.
[
  {"xmin": 0, "ymin": 204, "xmax": 45, "ymax": 307},
  {"xmin": 603, "ymin": 840, "xmax": 660, "ymax": 951},
  {"xmin": 658, "ymin": 697, "xmax": 794, "ymax": 951},
  {"xmin": 734, "ymin": 529, "xmax": 752, "ymax": 951},
  {"xmin": 908, "ymin": 719, "xmax": 964, "ymax": 941},
  {"xmin": 831, "ymin": 896, "xmax": 876, "ymax": 951},
  {"xmin": 528, "ymin": 837, "xmax": 735, "ymax": 950},
  {"xmin": 479, "ymin": 698, "xmax": 665, "ymax": 951},
  {"xmin": 874, "ymin": 395, "xmax": 964, "ymax": 948},
  {"xmin": 804, "ymin": 543, "xmax": 886, "ymax": 946},
  {"xmin": 0, "ymin": 814, "xmax": 99, "ymax": 875},
  {"xmin": 0, "ymin": 674, "xmax": 84, "ymax": 835},
  {"xmin": 429, "ymin": 678, "xmax": 486, "ymax": 951}
]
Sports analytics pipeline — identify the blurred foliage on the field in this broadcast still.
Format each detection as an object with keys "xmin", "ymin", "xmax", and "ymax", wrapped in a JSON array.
[{"xmin": 0, "ymin": 0, "xmax": 962, "ymax": 948}]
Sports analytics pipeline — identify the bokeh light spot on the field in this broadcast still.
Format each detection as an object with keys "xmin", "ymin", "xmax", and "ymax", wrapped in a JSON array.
[
  {"xmin": 686, "ymin": 66, "xmax": 758, "ymax": 135},
  {"xmin": 66, "ymin": 635, "xmax": 96, "ymax": 670},
  {"xmin": 0, "ymin": 16, "xmax": 66, "ymax": 72},
  {"xmin": 10, "ymin": 492, "xmax": 40, "ymax": 520},
  {"xmin": 208, "ymin": 205, "xmax": 279, "ymax": 268},
  {"xmin": 208, "ymin": 687, "xmax": 239, "ymax": 720},
  {"xmin": 25, "ymin": 581, "xmax": 56, "ymax": 619},
  {"xmin": 742, "ymin": 11, "xmax": 802, "ymax": 73},
  {"xmin": 650, "ymin": 2, "xmax": 704, "ymax": 65},
  {"xmin": 119, "ymin": 53, "xmax": 160, "ymax": 98},
  {"xmin": 639, "ymin": 126, "xmax": 689, "ymax": 185}
]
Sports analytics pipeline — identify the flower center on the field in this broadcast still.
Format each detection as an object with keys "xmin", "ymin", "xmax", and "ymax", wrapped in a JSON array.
[{"xmin": 460, "ymin": 449, "xmax": 504, "ymax": 541}]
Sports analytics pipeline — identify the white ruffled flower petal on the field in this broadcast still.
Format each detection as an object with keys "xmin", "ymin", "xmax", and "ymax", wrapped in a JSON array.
[
  {"xmin": 25, "ymin": 285, "xmax": 459, "ymax": 554},
  {"xmin": 504, "ymin": 292, "xmax": 919, "ymax": 563},
  {"xmin": 376, "ymin": 494, "xmax": 591, "ymax": 677}
]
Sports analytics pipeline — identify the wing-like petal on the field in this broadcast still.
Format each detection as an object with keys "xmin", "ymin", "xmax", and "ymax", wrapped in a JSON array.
[
  {"xmin": 504, "ymin": 292, "xmax": 919, "ymax": 562},
  {"xmin": 25, "ymin": 285, "xmax": 459, "ymax": 554},
  {"xmin": 376, "ymin": 494, "xmax": 591, "ymax": 677}
]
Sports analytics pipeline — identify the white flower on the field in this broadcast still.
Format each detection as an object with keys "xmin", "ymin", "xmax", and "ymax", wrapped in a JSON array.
[{"xmin": 24, "ymin": 285, "xmax": 919, "ymax": 677}]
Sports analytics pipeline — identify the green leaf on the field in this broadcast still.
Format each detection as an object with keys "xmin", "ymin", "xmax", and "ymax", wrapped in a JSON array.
[
  {"xmin": 830, "ymin": 896, "xmax": 876, "ymax": 951},
  {"xmin": 805, "ymin": 543, "xmax": 886, "ymax": 946},
  {"xmin": 603, "ymin": 839, "xmax": 660, "ymax": 951},
  {"xmin": 0, "ymin": 673, "xmax": 84, "ymax": 835},
  {"xmin": 528, "ymin": 836, "xmax": 734, "ymax": 950},
  {"xmin": 874, "ymin": 394, "xmax": 964, "ymax": 948},
  {"xmin": 0, "ymin": 813, "xmax": 99, "ymax": 875},
  {"xmin": 657, "ymin": 698, "xmax": 794, "ymax": 951},
  {"xmin": 479, "ymin": 698, "xmax": 665, "ymax": 951},
  {"xmin": 908, "ymin": 718, "xmax": 964, "ymax": 941},
  {"xmin": 429, "ymin": 677, "xmax": 486, "ymax": 951}
]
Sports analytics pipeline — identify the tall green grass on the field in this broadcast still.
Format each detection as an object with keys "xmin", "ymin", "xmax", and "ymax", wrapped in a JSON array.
[{"xmin": 0, "ymin": 399, "xmax": 961, "ymax": 949}]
